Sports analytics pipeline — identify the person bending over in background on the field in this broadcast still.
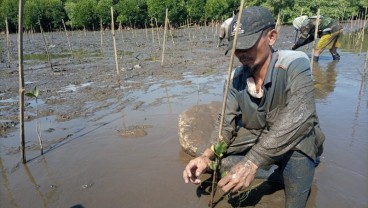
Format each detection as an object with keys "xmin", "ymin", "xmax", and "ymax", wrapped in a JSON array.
[
  {"xmin": 217, "ymin": 17, "xmax": 233, "ymax": 47},
  {"xmin": 183, "ymin": 6, "xmax": 325, "ymax": 208},
  {"xmin": 291, "ymin": 15, "xmax": 343, "ymax": 62}
]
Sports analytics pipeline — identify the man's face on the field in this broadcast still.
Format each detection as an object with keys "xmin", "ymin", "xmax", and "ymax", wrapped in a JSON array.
[{"xmin": 234, "ymin": 30, "xmax": 272, "ymax": 74}]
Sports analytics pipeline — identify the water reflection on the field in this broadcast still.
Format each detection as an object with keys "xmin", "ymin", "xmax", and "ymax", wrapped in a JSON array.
[
  {"xmin": 23, "ymin": 163, "xmax": 49, "ymax": 207},
  {"xmin": 351, "ymin": 77, "xmax": 367, "ymax": 146},
  {"xmin": 341, "ymin": 28, "xmax": 368, "ymax": 53},
  {"xmin": 313, "ymin": 61, "xmax": 338, "ymax": 100},
  {"xmin": 0, "ymin": 158, "xmax": 19, "ymax": 207}
]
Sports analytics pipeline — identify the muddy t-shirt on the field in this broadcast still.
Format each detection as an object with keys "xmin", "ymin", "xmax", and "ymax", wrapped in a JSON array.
[{"xmin": 221, "ymin": 50, "xmax": 325, "ymax": 168}]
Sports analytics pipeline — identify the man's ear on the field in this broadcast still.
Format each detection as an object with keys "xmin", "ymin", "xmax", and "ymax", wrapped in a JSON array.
[{"xmin": 268, "ymin": 29, "xmax": 278, "ymax": 46}]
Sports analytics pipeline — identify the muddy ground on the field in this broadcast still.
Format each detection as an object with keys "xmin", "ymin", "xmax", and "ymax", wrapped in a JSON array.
[{"xmin": 0, "ymin": 24, "xmax": 367, "ymax": 208}]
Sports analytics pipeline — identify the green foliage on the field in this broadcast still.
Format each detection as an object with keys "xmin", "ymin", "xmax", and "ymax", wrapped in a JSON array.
[
  {"xmin": 0, "ymin": 0, "xmax": 19, "ymax": 31},
  {"xmin": 205, "ymin": 0, "xmax": 229, "ymax": 21},
  {"xmin": 209, "ymin": 140, "xmax": 228, "ymax": 171},
  {"xmin": 116, "ymin": 0, "xmax": 148, "ymax": 27},
  {"xmin": 96, "ymin": 0, "xmax": 113, "ymax": 26},
  {"xmin": 67, "ymin": 0, "xmax": 98, "ymax": 29},
  {"xmin": 25, "ymin": 86, "xmax": 40, "ymax": 99},
  {"xmin": 147, "ymin": 0, "xmax": 187, "ymax": 25},
  {"xmin": 24, "ymin": 0, "xmax": 66, "ymax": 31},
  {"xmin": 0, "ymin": 0, "xmax": 367, "ymax": 32}
]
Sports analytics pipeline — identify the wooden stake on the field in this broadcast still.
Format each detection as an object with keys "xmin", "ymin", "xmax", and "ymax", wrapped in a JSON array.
[
  {"xmin": 151, "ymin": 18, "xmax": 155, "ymax": 43},
  {"xmin": 310, "ymin": 9, "xmax": 320, "ymax": 72},
  {"xmin": 155, "ymin": 18, "xmax": 161, "ymax": 45},
  {"xmin": 363, "ymin": 48, "xmax": 368, "ymax": 80},
  {"xmin": 211, "ymin": 1, "xmax": 246, "ymax": 207},
  {"xmin": 111, "ymin": 7, "xmax": 120, "ymax": 87},
  {"xmin": 161, "ymin": 8, "xmax": 168, "ymax": 66},
  {"xmin": 62, "ymin": 19, "xmax": 73, "ymax": 56},
  {"xmin": 39, "ymin": 18, "xmax": 53, "ymax": 70},
  {"xmin": 276, "ymin": 11, "xmax": 282, "ymax": 33},
  {"xmin": 359, "ymin": 7, "xmax": 367, "ymax": 53},
  {"xmin": 5, "ymin": 17, "xmax": 11, "ymax": 68},
  {"xmin": 145, "ymin": 22, "xmax": 148, "ymax": 41},
  {"xmin": 18, "ymin": 0, "xmax": 26, "ymax": 164},
  {"xmin": 100, "ymin": 18, "xmax": 104, "ymax": 55}
]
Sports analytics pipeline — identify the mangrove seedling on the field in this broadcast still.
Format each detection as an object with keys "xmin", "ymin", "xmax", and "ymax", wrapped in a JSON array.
[
  {"xmin": 25, "ymin": 86, "xmax": 44, "ymax": 155},
  {"xmin": 208, "ymin": 140, "xmax": 228, "ymax": 207}
]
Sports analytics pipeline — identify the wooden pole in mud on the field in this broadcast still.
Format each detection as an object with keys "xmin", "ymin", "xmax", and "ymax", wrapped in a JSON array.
[
  {"xmin": 111, "ymin": 7, "xmax": 120, "ymax": 87},
  {"xmin": 145, "ymin": 22, "xmax": 148, "ymax": 41},
  {"xmin": 161, "ymin": 8, "xmax": 168, "ymax": 66},
  {"xmin": 151, "ymin": 18, "xmax": 155, "ymax": 43},
  {"xmin": 359, "ymin": 7, "xmax": 367, "ymax": 53},
  {"xmin": 100, "ymin": 18, "xmax": 104, "ymax": 56},
  {"xmin": 62, "ymin": 19, "xmax": 73, "ymax": 56},
  {"xmin": 211, "ymin": 1, "xmax": 245, "ymax": 207},
  {"xmin": 5, "ymin": 17, "xmax": 11, "ymax": 68},
  {"xmin": 169, "ymin": 22, "xmax": 175, "ymax": 45},
  {"xmin": 39, "ymin": 18, "xmax": 53, "ymax": 70},
  {"xmin": 310, "ymin": 9, "xmax": 320, "ymax": 72},
  {"xmin": 18, "ymin": 0, "xmax": 26, "ymax": 164},
  {"xmin": 363, "ymin": 49, "xmax": 368, "ymax": 80},
  {"xmin": 155, "ymin": 18, "xmax": 161, "ymax": 45},
  {"xmin": 276, "ymin": 11, "xmax": 282, "ymax": 33}
]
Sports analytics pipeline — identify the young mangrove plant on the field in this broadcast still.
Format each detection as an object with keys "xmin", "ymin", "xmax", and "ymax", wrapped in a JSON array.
[
  {"xmin": 208, "ymin": 140, "xmax": 228, "ymax": 207},
  {"xmin": 25, "ymin": 86, "xmax": 44, "ymax": 155}
]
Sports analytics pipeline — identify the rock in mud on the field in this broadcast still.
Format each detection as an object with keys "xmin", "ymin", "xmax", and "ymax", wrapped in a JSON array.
[{"xmin": 178, "ymin": 101, "xmax": 221, "ymax": 157}]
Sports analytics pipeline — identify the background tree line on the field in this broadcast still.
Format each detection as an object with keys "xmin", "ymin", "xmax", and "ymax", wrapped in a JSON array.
[{"xmin": 0, "ymin": 0, "xmax": 367, "ymax": 33}]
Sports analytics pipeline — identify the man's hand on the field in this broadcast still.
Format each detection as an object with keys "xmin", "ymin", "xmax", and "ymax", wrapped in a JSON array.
[
  {"xmin": 183, "ymin": 155, "xmax": 211, "ymax": 184},
  {"xmin": 217, "ymin": 160, "xmax": 258, "ymax": 193},
  {"xmin": 291, "ymin": 44, "xmax": 297, "ymax": 50}
]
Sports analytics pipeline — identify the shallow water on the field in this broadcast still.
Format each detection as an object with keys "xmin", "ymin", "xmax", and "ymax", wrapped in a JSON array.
[{"xmin": 1, "ymin": 25, "xmax": 368, "ymax": 207}]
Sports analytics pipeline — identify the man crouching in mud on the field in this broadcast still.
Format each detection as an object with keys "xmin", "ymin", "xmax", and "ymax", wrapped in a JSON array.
[{"xmin": 183, "ymin": 6, "xmax": 325, "ymax": 208}]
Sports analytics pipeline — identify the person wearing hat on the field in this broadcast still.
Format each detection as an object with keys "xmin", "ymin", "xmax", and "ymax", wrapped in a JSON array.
[
  {"xmin": 183, "ymin": 6, "xmax": 325, "ymax": 208},
  {"xmin": 291, "ymin": 15, "xmax": 343, "ymax": 62},
  {"xmin": 217, "ymin": 17, "xmax": 233, "ymax": 47}
]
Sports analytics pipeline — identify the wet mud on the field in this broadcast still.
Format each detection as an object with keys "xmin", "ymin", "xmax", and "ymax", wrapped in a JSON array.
[{"xmin": 0, "ymin": 24, "xmax": 367, "ymax": 207}]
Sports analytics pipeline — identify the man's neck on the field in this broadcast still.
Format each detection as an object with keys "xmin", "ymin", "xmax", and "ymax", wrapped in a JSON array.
[{"xmin": 253, "ymin": 54, "xmax": 271, "ymax": 92}]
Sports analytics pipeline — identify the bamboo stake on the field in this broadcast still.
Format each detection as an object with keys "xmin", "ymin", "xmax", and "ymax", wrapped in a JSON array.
[
  {"xmin": 39, "ymin": 18, "xmax": 53, "ymax": 70},
  {"xmin": 121, "ymin": 23, "xmax": 125, "ymax": 44},
  {"xmin": 100, "ymin": 18, "xmax": 104, "ymax": 56},
  {"xmin": 359, "ymin": 7, "xmax": 367, "ymax": 53},
  {"xmin": 111, "ymin": 7, "xmax": 120, "ymax": 87},
  {"xmin": 5, "ymin": 17, "xmax": 11, "ymax": 68},
  {"xmin": 363, "ymin": 48, "xmax": 368, "ymax": 81},
  {"xmin": 151, "ymin": 18, "xmax": 155, "ymax": 43},
  {"xmin": 155, "ymin": 18, "xmax": 161, "ymax": 45},
  {"xmin": 18, "ymin": 0, "xmax": 26, "ymax": 164},
  {"xmin": 169, "ymin": 23, "xmax": 175, "ymax": 45},
  {"xmin": 310, "ymin": 9, "xmax": 320, "ymax": 72},
  {"xmin": 187, "ymin": 19, "xmax": 191, "ymax": 41},
  {"xmin": 145, "ymin": 22, "xmax": 148, "ymax": 41},
  {"xmin": 62, "ymin": 19, "xmax": 73, "ymax": 56},
  {"xmin": 210, "ymin": 1, "xmax": 245, "ymax": 207},
  {"xmin": 161, "ymin": 8, "xmax": 168, "ymax": 66},
  {"xmin": 276, "ymin": 11, "xmax": 282, "ymax": 33}
]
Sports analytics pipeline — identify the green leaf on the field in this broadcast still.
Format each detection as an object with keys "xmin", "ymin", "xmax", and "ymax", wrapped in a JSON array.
[
  {"xmin": 33, "ymin": 86, "xmax": 39, "ymax": 97},
  {"xmin": 25, "ymin": 92, "xmax": 36, "ymax": 98},
  {"xmin": 214, "ymin": 140, "xmax": 228, "ymax": 159},
  {"xmin": 209, "ymin": 160, "xmax": 217, "ymax": 171}
]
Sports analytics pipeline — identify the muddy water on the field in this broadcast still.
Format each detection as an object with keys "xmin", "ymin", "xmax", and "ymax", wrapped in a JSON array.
[{"xmin": 1, "ymin": 25, "xmax": 368, "ymax": 207}]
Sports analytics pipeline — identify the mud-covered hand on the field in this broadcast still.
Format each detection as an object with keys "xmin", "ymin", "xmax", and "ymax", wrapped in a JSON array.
[
  {"xmin": 183, "ymin": 155, "xmax": 211, "ymax": 184},
  {"xmin": 291, "ymin": 44, "xmax": 297, "ymax": 50},
  {"xmin": 217, "ymin": 160, "xmax": 258, "ymax": 193}
]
